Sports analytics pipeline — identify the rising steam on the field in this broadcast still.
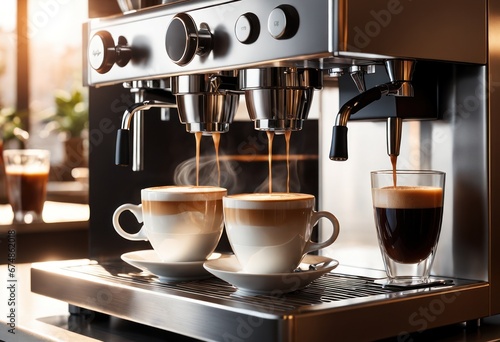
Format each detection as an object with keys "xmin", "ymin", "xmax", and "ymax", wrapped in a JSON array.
[
  {"xmin": 173, "ymin": 155, "xmax": 246, "ymax": 194},
  {"xmin": 174, "ymin": 154, "xmax": 304, "ymax": 194}
]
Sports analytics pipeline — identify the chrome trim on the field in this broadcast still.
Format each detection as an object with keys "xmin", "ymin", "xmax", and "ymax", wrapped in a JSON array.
[{"xmin": 86, "ymin": 0, "xmax": 486, "ymax": 85}]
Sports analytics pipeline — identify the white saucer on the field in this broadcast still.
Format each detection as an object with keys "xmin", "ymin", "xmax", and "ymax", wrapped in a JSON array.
[
  {"xmin": 121, "ymin": 250, "xmax": 223, "ymax": 282},
  {"xmin": 203, "ymin": 254, "xmax": 339, "ymax": 294}
]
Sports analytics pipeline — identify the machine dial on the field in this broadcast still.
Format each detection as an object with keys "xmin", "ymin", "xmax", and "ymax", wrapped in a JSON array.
[
  {"xmin": 166, "ymin": 13, "xmax": 213, "ymax": 66},
  {"xmin": 235, "ymin": 13, "xmax": 260, "ymax": 44},
  {"xmin": 88, "ymin": 31, "xmax": 132, "ymax": 74},
  {"xmin": 267, "ymin": 5, "xmax": 299, "ymax": 39}
]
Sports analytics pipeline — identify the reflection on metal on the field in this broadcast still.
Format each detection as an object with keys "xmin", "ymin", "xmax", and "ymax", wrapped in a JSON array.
[{"xmin": 32, "ymin": 260, "xmax": 488, "ymax": 341}]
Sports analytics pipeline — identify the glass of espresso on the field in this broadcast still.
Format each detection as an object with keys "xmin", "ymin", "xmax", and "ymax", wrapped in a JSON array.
[
  {"xmin": 371, "ymin": 170, "xmax": 445, "ymax": 286},
  {"xmin": 3, "ymin": 149, "xmax": 50, "ymax": 224}
]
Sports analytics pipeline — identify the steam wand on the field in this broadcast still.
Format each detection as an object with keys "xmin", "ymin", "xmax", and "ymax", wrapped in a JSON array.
[
  {"xmin": 116, "ymin": 100, "xmax": 177, "ymax": 168},
  {"xmin": 329, "ymin": 82, "xmax": 406, "ymax": 161}
]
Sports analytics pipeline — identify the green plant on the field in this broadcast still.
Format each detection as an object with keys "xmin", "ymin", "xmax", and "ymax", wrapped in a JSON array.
[
  {"xmin": 0, "ymin": 108, "xmax": 25, "ymax": 142},
  {"xmin": 46, "ymin": 88, "xmax": 88, "ymax": 138}
]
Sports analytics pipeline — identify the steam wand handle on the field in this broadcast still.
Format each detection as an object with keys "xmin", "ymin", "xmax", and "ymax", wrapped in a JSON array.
[
  {"xmin": 115, "ymin": 100, "xmax": 177, "ymax": 167},
  {"xmin": 115, "ymin": 129, "xmax": 130, "ymax": 166},
  {"xmin": 329, "ymin": 82, "xmax": 405, "ymax": 161},
  {"xmin": 329, "ymin": 86, "xmax": 385, "ymax": 161}
]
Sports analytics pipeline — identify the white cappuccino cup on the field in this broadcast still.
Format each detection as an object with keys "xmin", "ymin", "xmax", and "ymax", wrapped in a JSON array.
[
  {"xmin": 223, "ymin": 193, "xmax": 340, "ymax": 274},
  {"xmin": 113, "ymin": 185, "xmax": 227, "ymax": 262}
]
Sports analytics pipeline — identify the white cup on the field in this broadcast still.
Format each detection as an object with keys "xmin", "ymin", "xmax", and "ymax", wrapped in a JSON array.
[
  {"xmin": 113, "ymin": 185, "xmax": 227, "ymax": 262},
  {"xmin": 223, "ymin": 193, "xmax": 340, "ymax": 274}
]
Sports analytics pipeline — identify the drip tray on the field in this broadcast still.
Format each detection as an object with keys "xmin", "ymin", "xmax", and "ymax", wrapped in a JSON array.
[
  {"xmin": 66, "ymin": 262, "xmax": 395, "ymax": 309},
  {"xmin": 31, "ymin": 259, "xmax": 489, "ymax": 341}
]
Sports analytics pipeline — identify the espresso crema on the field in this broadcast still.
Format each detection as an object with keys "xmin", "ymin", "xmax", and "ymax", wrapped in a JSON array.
[
  {"xmin": 372, "ymin": 186, "xmax": 443, "ymax": 209},
  {"xmin": 227, "ymin": 193, "xmax": 313, "ymax": 201},
  {"xmin": 223, "ymin": 193, "xmax": 314, "ymax": 207},
  {"xmin": 372, "ymin": 186, "xmax": 443, "ymax": 264}
]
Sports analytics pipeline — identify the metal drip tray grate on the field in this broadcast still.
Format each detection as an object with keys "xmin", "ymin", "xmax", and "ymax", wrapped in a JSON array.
[{"xmin": 67, "ymin": 262, "xmax": 398, "ymax": 311}]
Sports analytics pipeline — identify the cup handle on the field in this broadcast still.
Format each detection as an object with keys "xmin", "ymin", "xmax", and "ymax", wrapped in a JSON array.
[
  {"xmin": 304, "ymin": 210, "xmax": 340, "ymax": 254},
  {"xmin": 112, "ymin": 203, "xmax": 148, "ymax": 241}
]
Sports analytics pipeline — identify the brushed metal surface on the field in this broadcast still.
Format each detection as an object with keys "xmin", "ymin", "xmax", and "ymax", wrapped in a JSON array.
[
  {"xmin": 86, "ymin": 0, "xmax": 486, "ymax": 86},
  {"xmin": 488, "ymin": 0, "xmax": 500, "ymax": 314},
  {"xmin": 32, "ymin": 259, "xmax": 489, "ymax": 341}
]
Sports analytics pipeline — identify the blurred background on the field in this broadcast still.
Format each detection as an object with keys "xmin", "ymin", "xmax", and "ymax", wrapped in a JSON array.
[{"xmin": 0, "ymin": 0, "xmax": 90, "ymax": 262}]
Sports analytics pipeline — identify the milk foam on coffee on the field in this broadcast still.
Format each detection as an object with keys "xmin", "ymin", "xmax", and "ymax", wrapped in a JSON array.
[
  {"xmin": 223, "ymin": 193, "xmax": 314, "ymax": 209},
  {"xmin": 144, "ymin": 185, "xmax": 225, "ymax": 199},
  {"xmin": 223, "ymin": 192, "xmax": 340, "ymax": 273},
  {"xmin": 372, "ymin": 186, "xmax": 443, "ymax": 208},
  {"xmin": 113, "ymin": 185, "xmax": 226, "ymax": 262}
]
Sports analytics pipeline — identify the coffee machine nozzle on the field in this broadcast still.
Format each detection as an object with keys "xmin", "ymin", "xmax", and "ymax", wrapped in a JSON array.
[
  {"xmin": 329, "ymin": 60, "xmax": 415, "ymax": 161},
  {"xmin": 240, "ymin": 67, "xmax": 323, "ymax": 133},
  {"xmin": 115, "ymin": 73, "xmax": 240, "ymax": 170},
  {"xmin": 172, "ymin": 73, "xmax": 240, "ymax": 134}
]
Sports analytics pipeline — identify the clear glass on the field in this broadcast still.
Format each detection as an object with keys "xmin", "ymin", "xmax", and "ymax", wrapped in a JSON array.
[
  {"xmin": 371, "ymin": 170, "xmax": 445, "ymax": 287},
  {"xmin": 3, "ymin": 149, "xmax": 50, "ymax": 223}
]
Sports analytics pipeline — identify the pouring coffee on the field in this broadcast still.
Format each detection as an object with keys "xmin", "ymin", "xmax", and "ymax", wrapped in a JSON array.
[{"xmin": 371, "ymin": 170, "xmax": 445, "ymax": 286}]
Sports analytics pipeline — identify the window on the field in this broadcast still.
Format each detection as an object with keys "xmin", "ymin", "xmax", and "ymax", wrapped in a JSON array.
[
  {"xmin": 0, "ymin": 1, "xmax": 17, "ymax": 112},
  {"xmin": 1, "ymin": 0, "xmax": 89, "ymax": 170}
]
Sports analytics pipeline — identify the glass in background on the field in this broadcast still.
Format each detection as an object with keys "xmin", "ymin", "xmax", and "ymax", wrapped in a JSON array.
[{"xmin": 3, "ymin": 149, "xmax": 50, "ymax": 223}]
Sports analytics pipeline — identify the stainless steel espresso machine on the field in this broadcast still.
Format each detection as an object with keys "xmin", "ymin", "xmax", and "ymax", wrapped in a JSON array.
[{"xmin": 31, "ymin": 0, "xmax": 500, "ymax": 341}]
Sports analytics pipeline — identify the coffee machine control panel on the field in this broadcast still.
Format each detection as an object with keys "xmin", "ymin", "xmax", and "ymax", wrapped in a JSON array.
[{"xmin": 85, "ymin": 0, "xmax": 341, "ymax": 86}]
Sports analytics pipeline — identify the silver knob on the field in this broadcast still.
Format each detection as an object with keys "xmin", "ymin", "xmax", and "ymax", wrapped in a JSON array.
[
  {"xmin": 267, "ymin": 5, "xmax": 299, "ymax": 39},
  {"xmin": 235, "ymin": 13, "xmax": 260, "ymax": 44},
  {"xmin": 165, "ymin": 13, "xmax": 212, "ymax": 66}
]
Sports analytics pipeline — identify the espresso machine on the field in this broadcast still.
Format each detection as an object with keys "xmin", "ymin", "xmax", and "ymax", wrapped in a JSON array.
[{"xmin": 31, "ymin": 0, "xmax": 500, "ymax": 340}]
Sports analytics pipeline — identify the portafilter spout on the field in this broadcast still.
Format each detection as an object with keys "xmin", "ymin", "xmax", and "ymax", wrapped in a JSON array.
[
  {"xmin": 240, "ymin": 67, "xmax": 323, "ymax": 132},
  {"xmin": 116, "ymin": 100, "xmax": 176, "ymax": 168},
  {"xmin": 173, "ymin": 73, "xmax": 240, "ymax": 134},
  {"xmin": 329, "ymin": 59, "xmax": 415, "ymax": 161}
]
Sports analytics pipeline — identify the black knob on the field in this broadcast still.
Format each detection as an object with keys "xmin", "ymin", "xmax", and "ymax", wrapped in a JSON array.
[
  {"xmin": 88, "ymin": 31, "xmax": 132, "ymax": 74},
  {"xmin": 166, "ymin": 13, "xmax": 212, "ymax": 66}
]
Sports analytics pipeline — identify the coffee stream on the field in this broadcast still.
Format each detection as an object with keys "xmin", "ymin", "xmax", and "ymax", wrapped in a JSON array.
[
  {"xmin": 390, "ymin": 155, "xmax": 398, "ymax": 187},
  {"xmin": 266, "ymin": 130, "xmax": 292, "ymax": 194},
  {"xmin": 195, "ymin": 132, "xmax": 202, "ymax": 187},
  {"xmin": 193, "ymin": 130, "xmax": 292, "ymax": 192},
  {"xmin": 212, "ymin": 133, "xmax": 221, "ymax": 187},
  {"xmin": 194, "ymin": 132, "xmax": 222, "ymax": 187},
  {"xmin": 266, "ymin": 131, "xmax": 274, "ymax": 193},
  {"xmin": 285, "ymin": 130, "xmax": 291, "ymax": 193}
]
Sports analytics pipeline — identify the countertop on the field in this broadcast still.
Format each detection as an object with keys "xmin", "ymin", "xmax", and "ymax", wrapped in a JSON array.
[
  {"xmin": 0, "ymin": 200, "xmax": 90, "ymax": 263},
  {"xmin": 0, "ymin": 263, "xmax": 200, "ymax": 341},
  {"xmin": 0, "ymin": 201, "xmax": 89, "ymax": 235}
]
